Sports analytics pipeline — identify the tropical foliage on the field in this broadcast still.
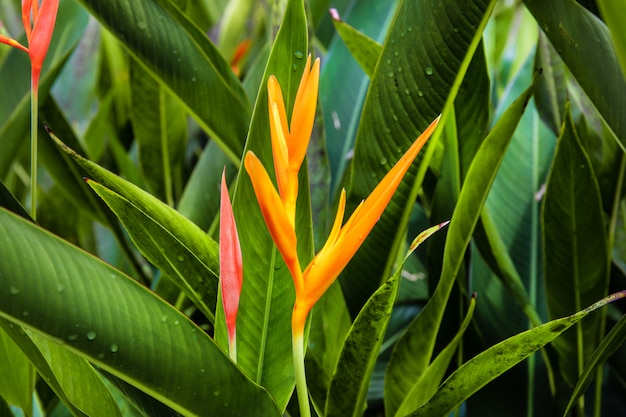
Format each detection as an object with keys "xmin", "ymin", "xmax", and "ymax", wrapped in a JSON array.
[{"xmin": 1, "ymin": 0, "xmax": 626, "ymax": 416}]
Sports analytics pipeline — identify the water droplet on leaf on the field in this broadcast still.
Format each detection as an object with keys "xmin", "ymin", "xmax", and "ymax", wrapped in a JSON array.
[{"xmin": 86, "ymin": 331, "xmax": 96, "ymax": 340}]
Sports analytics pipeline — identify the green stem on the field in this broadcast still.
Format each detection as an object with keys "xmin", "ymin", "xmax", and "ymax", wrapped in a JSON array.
[
  {"xmin": 30, "ymin": 77, "xmax": 38, "ymax": 221},
  {"xmin": 292, "ymin": 331, "xmax": 311, "ymax": 417}
]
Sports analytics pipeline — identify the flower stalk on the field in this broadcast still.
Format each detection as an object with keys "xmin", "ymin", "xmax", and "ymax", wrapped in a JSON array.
[{"xmin": 0, "ymin": 0, "xmax": 59, "ymax": 220}]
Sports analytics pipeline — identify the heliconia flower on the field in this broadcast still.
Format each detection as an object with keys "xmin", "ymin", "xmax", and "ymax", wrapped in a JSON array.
[
  {"xmin": 219, "ymin": 169, "xmax": 243, "ymax": 362},
  {"xmin": 246, "ymin": 74, "xmax": 440, "ymax": 335},
  {"xmin": 0, "ymin": 0, "xmax": 60, "ymax": 90},
  {"xmin": 230, "ymin": 39, "xmax": 250, "ymax": 77}
]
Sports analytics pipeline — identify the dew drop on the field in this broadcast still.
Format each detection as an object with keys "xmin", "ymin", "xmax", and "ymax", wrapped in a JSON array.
[
  {"xmin": 392, "ymin": 114, "xmax": 399, "ymax": 122},
  {"xmin": 425, "ymin": 67, "xmax": 434, "ymax": 75},
  {"xmin": 417, "ymin": 90, "xmax": 424, "ymax": 97},
  {"xmin": 161, "ymin": 315, "xmax": 168, "ymax": 323},
  {"xmin": 387, "ymin": 72, "xmax": 394, "ymax": 78},
  {"xmin": 293, "ymin": 51, "xmax": 304, "ymax": 59},
  {"xmin": 22, "ymin": 311, "xmax": 29, "ymax": 317},
  {"xmin": 404, "ymin": 89, "xmax": 411, "ymax": 95},
  {"xmin": 386, "ymin": 59, "xmax": 391, "ymax": 65},
  {"xmin": 174, "ymin": 320, "xmax": 180, "ymax": 326},
  {"xmin": 137, "ymin": 22, "xmax": 148, "ymax": 30},
  {"xmin": 191, "ymin": 77, "xmax": 197, "ymax": 82},
  {"xmin": 9, "ymin": 286, "xmax": 20, "ymax": 295},
  {"xmin": 379, "ymin": 157, "xmax": 388, "ymax": 165},
  {"xmin": 111, "ymin": 344, "xmax": 119, "ymax": 353},
  {"xmin": 67, "ymin": 334, "xmax": 78, "ymax": 341},
  {"xmin": 97, "ymin": 352, "xmax": 105, "ymax": 359},
  {"xmin": 201, "ymin": 368, "xmax": 206, "ymax": 373},
  {"xmin": 86, "ymin": 331, "xmax": 97, "ymax": 341},
  {"xmin": 57, "ymin": 284, "xmax": 65, "ymax": 293},
  {"xmin": 394, "ymin": 51, "xmax": 399, "ymax": 57},
  {"xmin": 177, "ymin": 255, "xmax": 184, "ymax": 262},
  {"xmin": 292, "ymin": 64, "xmax": 298, "ymax": 71},
  {"xmin": 213, "ymin": 390, "xmax": 220, "ymax": 396}
]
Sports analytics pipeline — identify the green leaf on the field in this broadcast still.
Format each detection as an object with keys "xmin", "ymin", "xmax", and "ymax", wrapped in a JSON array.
[
  {"xmin": 325, "ymin": 275, "xmax": 399, "ymax": 417},
  {"xmin": 130, "ymin": 59, "xmax": 187, "ymax": 205},
  {"xmin": 86, "ymin": 180, "xmax": 216, "ymax": 323},
  {"xmin": 384, "ymin": 77, "xmax": 538, "ymax": 414},
  {"xmin": 0, "ymin": 320, "xmax": 122, "ymax": 417},
  {"xmin": 597, "ymin": 0, "xmax": 626, "ymax": 80},
  {"xmin": 50, "ymin": 135, "xmax": 220, "ymax": 319},
  {"xmin": 227, "ymin": 0, "xmax": 313, "ymax": 410},
  {"xmin": 0, "ymin": 327, "xmax": 33, "ymax": 413},
  {"xmin": 331, "ymin": 13, "xmax": 382, "ymax": 77},
  {"xmin": 322, "ymin": 0, "xmax": 399, "ymax": 193},
  {"xmin": 341, "ymin": 0, "xmax": 496, "ymax": 316},
  {"xmin": 523, "ymin": 0, "xmax": 626, "ymax": 150},
  {"xmin": 542, "ymin": 105, "xmax": 609, "ymax": 385},
  {"xmin": 77, "ymin": 0, "xmax": 250, "ymax": 161},
  {"xmin": 564, "ymin": 312, "xmax": 626, "ymax": 416},
  {"xmin": 394, "ymin": 295, "xmax": 476, "ymax": 416},
  {"xmin": 0, "ymin": 207, "xmax": 281, "ymax": 417},
  {"xmin": 325, "ymin": 223, "xmax": 447, "ymax": 417},
  {"xmin": 177, "ymin": 141, "xmax": 235, "ymax": 231},
  {"xmin": 407, "ymin": 292, "xmax": 626, "ymax": 417}
]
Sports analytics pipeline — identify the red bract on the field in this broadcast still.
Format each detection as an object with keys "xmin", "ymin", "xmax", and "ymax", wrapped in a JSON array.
[
  {"xmin": 0, "ymin": 0, "xmax": 59, "ymax": 89},
  {"xmin": 220, "ymin": 170, "xmax": 243, "ymax": 360}
]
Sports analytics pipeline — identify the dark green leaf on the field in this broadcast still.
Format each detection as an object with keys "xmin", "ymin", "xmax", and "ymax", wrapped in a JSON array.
[
  {"xmin": 341, "ymin": 0, "xmax": 496, "ymax": 316},
  {"xmin": 77, "ymin": 0, "xmax": 250, "ymax": 161},
  {"xmin": 0, "ymin": 208, "xmax": 281, "ymax": 417},
  {"xmin": 542, "ymin": 105, "xmax": 609, "ymax": 385},
  {"xmin": 407, "ymin": 292, "xmax": 626, "ymax": 417}
]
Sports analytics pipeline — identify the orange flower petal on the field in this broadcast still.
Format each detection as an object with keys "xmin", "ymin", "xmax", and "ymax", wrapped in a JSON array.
[
  {"xmin": 301, "ymin": 116, "xmax": 441, "ymax": 309},
  {"xmin": 288, "ymin": 56, "xmax": 320, "ymax": 171},
  {"xmin": 268, "ymin": 75, "xmax": 289, "ymax": 145},
  {"xmin": 244, "ymin": 152, "xmax": 304, "ymax": 292}
]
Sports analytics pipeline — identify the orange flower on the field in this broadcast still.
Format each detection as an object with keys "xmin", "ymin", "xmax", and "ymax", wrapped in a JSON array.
[
  {"xmin": 245, "ymin": 56, "xmax": 440, "ymax": 337},
  {"xmin": 0, "ymin": 0, "xmax": 60, "ymax": 90}
]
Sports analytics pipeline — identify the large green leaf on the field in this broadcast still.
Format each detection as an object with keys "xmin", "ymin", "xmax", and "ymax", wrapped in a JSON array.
[
  {"xmin": 564, "ymin": 312, "xmax": 626, "ymax": 416},
  {"xmin": 597, "ymin": 0, "xmax": 626, "ymax": 78},
  {"xmin": 407, "ymin": 292, "xmax": 626, "ymax": 417},
  {"xmin": 0, "ymin": 321, "xmax": 122, "ymax": 417},
  {"xmin": 77, "ymin": 0, "xmax": 250, "ymax": 161},
  {"xmin": 50, "ymin": 136, "xmax": 220, "ymax": 320},
  {"xmin": 394, "ymin": 296, "xmax": 476, "ymax": 417},
  {"xmin": 341, "ymin": 0, "xmax": 496, "ymax": 316},
  {"xmin": 86, "ymin": 180, "xmax": 216, "ymax": 322},
  {"xmin": 325, "ymin": 273, "xmax": 399, "ymax": 417},
  {"xmin": 0, "ymin": 327, "xmax": 33, "ymax": 413},
  {"xmin": 542, "ymin": 106, "xmax": 609, "ymax": 386},
  {"xmin": 0, "ymin": 207, "xmax": 281, "ymax": 417},
  {"xmin": 226, "ymin": 0, "xmax": 313, "ymax": 410},
  {"xmin": 523, "ymin": 0, "xmax": 626, "ymax": 150},
  {"xmin": 385, "ymin": 78, "xmax": 538, "ymax": 415}
]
